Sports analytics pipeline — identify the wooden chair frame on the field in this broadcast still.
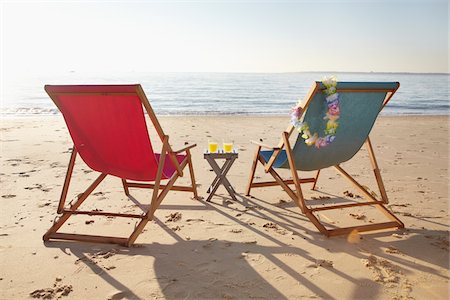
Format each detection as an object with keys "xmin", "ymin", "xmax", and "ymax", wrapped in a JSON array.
[
  {"xmin": 43, "ymin": 85, "xmax": 198, "ymax": 247},
  {"xmin": 246, "ymin": 82, "xmax": 404, "ymax": 237}
]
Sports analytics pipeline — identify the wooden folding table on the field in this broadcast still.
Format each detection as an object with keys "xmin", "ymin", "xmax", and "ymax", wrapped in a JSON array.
[{"xmin": 204, "ymin": 150, "xmax": 238, "ymax": 202}]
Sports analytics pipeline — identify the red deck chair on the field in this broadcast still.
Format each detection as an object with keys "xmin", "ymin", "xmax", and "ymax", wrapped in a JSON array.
[{"xmin": 43, "ymin": 84, "xmax": 198, "ymax": 247}]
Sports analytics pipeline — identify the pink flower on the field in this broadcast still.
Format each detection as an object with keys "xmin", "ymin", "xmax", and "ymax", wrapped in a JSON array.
[
  {"xmin": 327, "ymin": 99, "xmax": 340, "ymax": 115},
  {"xmin": 329, "ymin": 104, "xmax": 340, "ymax": 115},
  {"xmin": 315, "ymin": 137, "xmax": 328, "ymax": 148},
  {"xmin": 291, "ymin": 106, "xmax": 302, "ymax": 118}
]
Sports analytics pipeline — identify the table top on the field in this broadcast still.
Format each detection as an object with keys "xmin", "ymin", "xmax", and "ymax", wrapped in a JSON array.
[{"xmin": 204, "ymin": 149, "xmax": 238, "ymax": 158}]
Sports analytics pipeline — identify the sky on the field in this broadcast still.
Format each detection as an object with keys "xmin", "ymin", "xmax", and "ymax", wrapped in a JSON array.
[{"xmin": 1, "ymin": 0, "xmax": 448, "ymax": 76}]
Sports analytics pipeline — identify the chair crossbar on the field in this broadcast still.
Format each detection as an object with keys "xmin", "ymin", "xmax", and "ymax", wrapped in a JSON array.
[
  {"xmin": 47, "ymin": 233, "xmax": 129, "ymax": 245},
  {"xmin": 326, "ymin": 221, "xmax": 402, "ymax": 237},
  {"xmin": 126, "ymin": 182, "xmax": 194, "ymax": 192},
  {"xmin": 310, "ymin": 201, "xmax": 384, "ymax": 212},
  {"xmin": 250, "ymin": 178, "xmax": 316, "ymax": 188},
  {"xmin": 62, "ymin": 210, "xmax": 144, "ymax": 218}
]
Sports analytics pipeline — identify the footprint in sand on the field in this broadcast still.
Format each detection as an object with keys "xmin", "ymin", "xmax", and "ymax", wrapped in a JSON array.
[
  {"xmin": 29, "ymin": 277, "xmax": 73, "ymax": 299},
  {"xmin": 361, "ymin": 255, "xmax": 414, "ymax": 298},
  {"xmin": 2, "ymin": 194, "xmax": 16, "ymax": 199},
  {"xmin": 171, "ymin": 225, "xmax": 182, "ymax": 231},
  {"xmin": 6, "ymin": 158, "xmax": 22, "ymax": 167},
  {"xmin": 165, "ymin": 212, "xmax": 182, "ymax": 222},
  {"xmin": 50, "ymin": 162, "xmax": 62, "ymax": 168},
  {"xmin": 349, "ymin": 213, "xmax": 367, "ymax": 220},
  {"xmin": 307, "ymin": 259, "xmax": 334, "ymax": 268},
  {"xmin": 343, "ymin": 190, "xmax": 362, "ymax": 198},
  {"xmin": 361, "ymin": 255, "xmax": 400, "ymax": 284},
  {"xmin": 24, "ymin": 184, "xmax": 52, "ymax": 192},
  {"xmin": 263, "ymin": 222, "xmax": 288, "ymax": 235},
  {"xmin": 384, "ymin": 246, "xmax": 402, "ymax": 254},
  {"xmin": 274, "ymin": 199, "xmax": 288, "ymax": 207}
]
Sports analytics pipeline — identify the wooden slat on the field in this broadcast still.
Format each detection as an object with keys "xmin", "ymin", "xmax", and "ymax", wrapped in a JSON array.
[
  {"xmin": 251, "ymin": 178, "xmax": 315, "ymax": 188},
  {"xmin": 251, "ymin": 180, "xmax": 294, "ymax": 187},
  {"xmin": 62, "ymin": 210, "xmax": 143, "ymax": 218},
  {"xmin": 311, "ymin": 169, "xmax": 321, "ymax": 190},
  {"xmin": 326, "ymin": 221, "xmax": 402, "ymax": 237},
  {"xmin": 250, "ymin": 140, "xmax": 280, "ymax": 150},
  {"xmin": 264, "ymin": 83, "xmax": 319, "ymax": 173},
  {"xmin": 305, "ymin": 212, "xmax": 330, "ymax": 236},
  {"xmin": 136, "ymin": 85, "xmax": 165, "ymax": 141},
  {"xmin": 310, "ymin": 201, "xmax": 384, "ymax": 212},
  {"xmin": 261, "ymin": 157, "xmax": 297, "ymax": 203},
  {"xmin": 127, "ymin": 159, "xmax": 189, "ymax": 246},
  {"xmin": 122, "ymin": 179, "xmax": 130, "ymax": 196},
  {"xmin": 365, "ymin": 137, "xmax": 389, "ymax": 204},
  {"xmin": 203, "ymin": 151, "xmax": 238, "ymax": 159},
  {"xmin": 126, "ymin": 182, "xmax": 193, "ymax": 192},
  {"xmin": 57, "ymin": 147, "xmax": 77, "ymax": 213},
  {"xmin": 186, "ymin": 149, "xmax": 198, "ymax": 199},
  {"xmin": 334, "ymin": 165, "xmax": 378, "ymax": 201},
  {"xmin": 173, "ymin": 143, "xmax": 196, "ymax": 154},
  {"xmin": 283, "ymin": 131, "xmax": 306, "ymax": 213},
  {"xmin": 382, "ymin": 83, "xmax": 400, "ymax": 108},
  {"xmin": 374, "ymin": 203, "xmax": 405, "ymax": 226},
  {"xmin": 136, "ymin": 85, "xmax": 183, "ymax": 176},
  {"xmin": 246, "ymin": 145, "xmax": 261, "ymax": 196},
  {"xmin": 47, "ymin": 233, "xmax": 128, "ymax": 245}
]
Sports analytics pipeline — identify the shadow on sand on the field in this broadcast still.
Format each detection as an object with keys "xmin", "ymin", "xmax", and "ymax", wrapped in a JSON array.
[{"xmin": 44, "ymin": 192, "xmax": 448, "ymax": 299}]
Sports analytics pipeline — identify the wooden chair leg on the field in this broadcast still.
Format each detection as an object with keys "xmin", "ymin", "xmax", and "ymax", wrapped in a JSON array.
[
  {"xmin": 312, "ymin": 169, "xmax": 321, "ymax": 190},
  {"xmin": 150, "ymin": 138, "xmax": 168, "ymax": 214},
  {"xmin": 126, "ymin": 167, "xmax": 183, "ymax": 247},
  {"xmin": 334, "ymin": 165, "xmax": 380, "ymax": 202},
  {"xmin": 122, "ymin": 179, "xmax": 130, "ymax": 196},
  {"xmin": 305, "ymin": 211, "xmax": 330, "ymax": 236},
  {"xmin": 365, "ymin": 137, "xmax": 389, "ymax": 204},
  {"xmin": 282, "ymin": 132, "xmax": 307, "ymax": 213},
  {"xmin": 127, "ymin": 141, "xmax": 168, "ymax": 247},
  {"xmin": 57, "ymin": 147, "xmax": 77, "ymax": 213},
  {"xmin": 246, "ymin": 146, "xmax": 261, "ymax": 196},
  {"xmin": 127, "ymin": 218, "xmax": 151, "ymax": 247},
  {"xmin": 186, "ymin": 149, "xmax": 198, "ymax": 199}
]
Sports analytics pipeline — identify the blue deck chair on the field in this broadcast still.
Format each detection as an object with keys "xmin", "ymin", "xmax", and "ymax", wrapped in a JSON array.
[{"xmin": 246, "ymin": 82, "xmax": 404, "ymax": 236}]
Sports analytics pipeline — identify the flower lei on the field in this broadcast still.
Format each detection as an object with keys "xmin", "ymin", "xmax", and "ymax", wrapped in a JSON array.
[{"xmin": 291, "ymin": 76, "xmax": 340, "ymax": 149}]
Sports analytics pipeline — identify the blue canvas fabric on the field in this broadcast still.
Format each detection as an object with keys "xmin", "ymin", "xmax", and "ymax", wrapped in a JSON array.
[
  {"xmin": 259, "ymin": 149, "xmax": 288, "ymax": 168},
  {"xmin": 267, "ymin": 82, "xmax": 398, "ymax": 171}
]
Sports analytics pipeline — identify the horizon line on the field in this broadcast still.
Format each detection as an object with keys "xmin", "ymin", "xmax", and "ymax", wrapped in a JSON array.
[{"xmin": 61, "ymin": 70, "xmax": 450, "ymax": 75}]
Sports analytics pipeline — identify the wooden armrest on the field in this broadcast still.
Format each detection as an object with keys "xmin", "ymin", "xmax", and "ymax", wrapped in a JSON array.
[
  {"xmin": 172, "ymin": 143, "xmax": 197, "ymax": 154},
  {"xmin": 251, "ymin": 140, "xmax": 280, "ymax": 150}
]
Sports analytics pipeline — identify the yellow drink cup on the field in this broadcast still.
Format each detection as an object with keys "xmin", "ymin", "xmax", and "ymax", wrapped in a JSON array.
[
  {"xmin": 223, "ymin": 142, "xmax": 233, "ymax": 153},
  {"xmin": 208, "ymin": 142, "xmax": 218, "ymax": 153}
]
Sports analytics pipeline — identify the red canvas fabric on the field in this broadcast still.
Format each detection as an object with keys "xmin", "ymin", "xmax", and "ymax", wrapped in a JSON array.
[{"xmin": 46, "ymin": 85, "xmax": 182, "ymax": 181}]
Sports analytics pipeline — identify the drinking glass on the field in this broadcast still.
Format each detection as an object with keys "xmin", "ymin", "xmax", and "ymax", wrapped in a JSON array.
[
  {"xmin": 223, "ymin": 142, "xmax": 233, "ymax": 153},
  {"xmin": 208, "ymin": 142, "xmax": 218, "ymax": 153}
]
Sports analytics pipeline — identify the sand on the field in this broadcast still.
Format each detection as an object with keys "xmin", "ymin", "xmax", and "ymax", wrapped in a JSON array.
[{"xmin": 0, "ymin": 115, "xmax": 448, "ymax": 299}]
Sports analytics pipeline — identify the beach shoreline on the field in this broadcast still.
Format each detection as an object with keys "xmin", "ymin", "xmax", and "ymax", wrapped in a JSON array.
[{"xmin": 1, "ymin": 115, "xmax": 448, "ymax": 299}]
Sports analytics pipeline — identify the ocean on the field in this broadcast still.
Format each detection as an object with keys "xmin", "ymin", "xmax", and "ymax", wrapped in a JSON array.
[{"xmin": 1, "ymin": 72, "xmax": 448, "ymax": 117}]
